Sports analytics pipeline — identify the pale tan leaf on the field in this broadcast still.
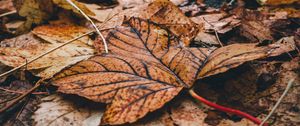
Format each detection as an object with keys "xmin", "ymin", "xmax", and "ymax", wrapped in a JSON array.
[
  {"xmin": 83, "ymin": 4, "xmax": 115, "ymax": 22},
  {"xmin": 33, "ymin": 94, "xmax": 103, "ymax": 126},
  {"xmin": 0, "ymin": 24, "xmax": 94, "ymax": 78},
  {"xmin": 194, "ymin": 32, "xmax": 220, "ymax": 45}
]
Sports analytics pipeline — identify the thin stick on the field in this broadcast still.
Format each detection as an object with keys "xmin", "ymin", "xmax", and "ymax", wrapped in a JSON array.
[
  {"xmin": 259, "ymin": 79, "xmax": 295, "ymax": 126},
  {"xmin": 0, "ymin": 79, "xmax": 43, "ymax": 113},
  {"xmin": 189, "ymin": 89, "xmax": 267, "ymax": 126},
  {"xmin": 65, "ymin": 0, "xmax": 108, "ymax": 53},
  {"xmin": 228, "ymin": 0, "xmax": 235, "ymax": 5},
  {"xmin": 0, "ymin": 10, "xmax": 17, "ymax": 18},
  {"xmin": 16, "ymin": 97, "xmax": 30, "ymax": 119},
  {"xmin": 0, "ymin": 31, "xmax": 93, "ymax": 79},
  {"xmin": 203, "ymin": 17, "xmax": 223, "ymax": 47},
  {"xmin": 0, "ymin": 87, "xmax": 48, "ymax": 95}
]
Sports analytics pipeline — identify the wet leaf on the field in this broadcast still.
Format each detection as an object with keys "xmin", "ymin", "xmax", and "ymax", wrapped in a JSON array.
[{"xmin": 51, "ymin": 17, "xmax": 295, "ymax": 125}]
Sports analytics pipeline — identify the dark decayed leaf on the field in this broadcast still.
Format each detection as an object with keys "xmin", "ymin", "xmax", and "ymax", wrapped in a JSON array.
[{"xmin": 50, "ymin": 17, "xmax": 295, "ymax": 125}]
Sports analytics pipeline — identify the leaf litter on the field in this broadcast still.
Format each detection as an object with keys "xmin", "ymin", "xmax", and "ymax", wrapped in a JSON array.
[{"xmin": 0, "ymin": 0, "xmax": 299, "ymax": 126}]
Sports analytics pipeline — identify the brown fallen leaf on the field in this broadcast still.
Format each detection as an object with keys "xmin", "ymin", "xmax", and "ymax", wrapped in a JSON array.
[
  {"xmin": 239, "ymin": 20, "xmax": 273, "ymax": 42},
  {"xmin": 198, "ymin": 36, "xmax": 296, "ymax": 78},
  {"xmin": 0, "ymin": 24, "xmax": 94, "ymax": 78},
  {"xmin": 140, "ymin": 0, "xmax": 200, "ymax": 46},
  {"xmin": 100, "ymin": 0, "xmax": 199, "ymax": 46},
  {"xmin": 217, "ymin": 119, "xmax": 256, "ymax": 126},
  {"xmin": 191, "ymin": 13, "xmax": 241, "ymax": 34},
  {"xmin": 261, "ymin": 7, "xmax": 300, "ymax": 19},
  {"xmin": 171, "ymin": 99, "xmax": 208, "ymax": 126},
  {"xmin": 51, "ymin": 17, "xmax": 295, "ymax": 125}
]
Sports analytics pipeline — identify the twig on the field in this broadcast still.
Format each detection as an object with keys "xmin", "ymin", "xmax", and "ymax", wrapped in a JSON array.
[
  {"xmin": 0, "ymin": 10, "xmax": 17, "ymax": 18},
  {"xmin": 259, "ymin": 79, "xmax": 295, "ymax": 126},
  {"xmin": 0, "ymin": 87, "xmax": 48, "ymax": 95},
  {"xmin": 228, "ymin": 0, "xmax": 235, "ymax": 5},
  {"xmin": 0, "ymin": 96, "xmax": 17, "ymax": 104},
  {"xmin": 203, "ymin": 17, "xmax": 223, "ymax": 47},
  {"xmin": 16, "ymin": 97, "xmax": 30, "ymax": 119},
  {"xmin": 0, "ymin": 79, "xmax": 44, "ymax": 113},
  {"xmin": 0, "ymin": 31, "xmax": 94, "ymax": 79},
  {"xmin": 65, "ymin": 0, "xmax": 108, "ymax": 53},
  {"xmin": 189, "ymin": 89, "xmax": 267, "ymax": 126}
]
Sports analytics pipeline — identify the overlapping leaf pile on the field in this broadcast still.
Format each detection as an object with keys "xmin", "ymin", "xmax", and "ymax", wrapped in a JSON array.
[
  {"xmin": 0, "ymin": 0, "xmax": 299, "ymax": 125},
  {"xmin": 51, "ymin": 16, "xmax": 295, "ymax": 125}
]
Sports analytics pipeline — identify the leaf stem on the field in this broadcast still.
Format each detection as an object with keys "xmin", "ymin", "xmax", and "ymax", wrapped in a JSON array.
[
  {"xmin": 0, "ymin": 87, "xmax": 48, "ymax": 95},
  {"xmin": 189, "ymin": 89, "xmax": 267, "ymax": 126}
]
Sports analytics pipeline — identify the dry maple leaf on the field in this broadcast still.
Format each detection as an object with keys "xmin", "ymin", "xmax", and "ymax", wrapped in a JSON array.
[{"xmin": 51, "ymin": 17, "xmax": 295, "ymax": 125}]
